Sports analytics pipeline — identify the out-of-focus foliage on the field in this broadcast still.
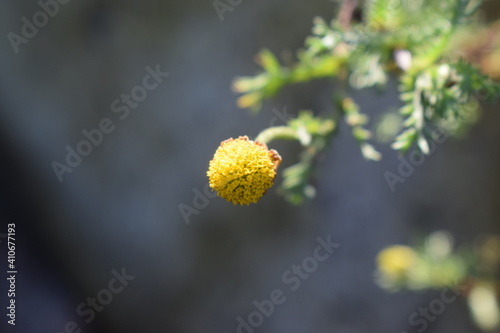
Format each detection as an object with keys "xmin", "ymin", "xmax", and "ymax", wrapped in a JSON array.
[
  {"xmin": 375, "ymin": 231, "xmax": 471, "ymax": 290},
  {"xmin": 337, "ymin": 96, "xmax": 381, "ymax": 161},
  {"xmin": 394, "ymin": 60, "xmax": 500, "ymax": 153},
  {"xmin": 235, "ymin": 0, "xmax": 500, "ymax": 204},
  {"xmin": 376, "ymin": 232, "xmax": 500, "ymax": 331}
]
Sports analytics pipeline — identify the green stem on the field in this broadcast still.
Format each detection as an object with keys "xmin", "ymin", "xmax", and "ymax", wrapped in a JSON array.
[
  {"xmin": 286, "ymin": 55, "xmax": 347, "ymax": 86},
  {"xmin": 255, "ymin": 126, "xmax": 300, "ymax": 144}
]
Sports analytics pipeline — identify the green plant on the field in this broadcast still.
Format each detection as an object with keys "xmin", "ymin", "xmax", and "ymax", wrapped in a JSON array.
[
  {"xmin": 231, "ymin": 0, "xmax": 500, "ymax": 204},
  {"xmin": 375, "ymin": 231, "xmax": 500, "ymax": 331}
]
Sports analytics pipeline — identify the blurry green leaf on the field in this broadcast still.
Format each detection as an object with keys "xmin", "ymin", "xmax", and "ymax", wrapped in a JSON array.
[
  {"xmin": 257, "ymin": 49, "xmax": 281, "ymax": 75},
  {"xmin": 417, "ymin": 135, "xmax": 430, "ymax": 154},
  {"xmin": 337, "ymin": 97, "xmax": 382, "ymax": 160},
  {"xmin": 468, "ymin": 283, "xmax": 500, "ymax": 331}
]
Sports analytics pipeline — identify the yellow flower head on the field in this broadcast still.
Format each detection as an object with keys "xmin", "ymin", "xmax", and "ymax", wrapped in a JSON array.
[
  {"xmin": 207, "ymin": 136, "xmax": 282, "ymax": 205},
  {"xmin": 376, "ymin": 245, "xmax": 416, "ymax": 278}
]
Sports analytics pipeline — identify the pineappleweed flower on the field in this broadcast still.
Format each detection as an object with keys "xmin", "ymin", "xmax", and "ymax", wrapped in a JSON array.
[{"xmin": 207, "ymin": 136, "xmax": 282, "ymax": 205}]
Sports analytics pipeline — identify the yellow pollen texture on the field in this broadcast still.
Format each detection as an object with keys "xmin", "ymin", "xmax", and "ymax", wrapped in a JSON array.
[{"xmin": 207, "ymin": 136, "xmax": 281, "ymax": 205}]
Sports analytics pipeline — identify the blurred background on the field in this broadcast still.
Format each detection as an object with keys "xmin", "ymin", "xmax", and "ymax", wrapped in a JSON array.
[{"xmin": 0, "ymin": 0, "xmax": 499, "ymax": 332}]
